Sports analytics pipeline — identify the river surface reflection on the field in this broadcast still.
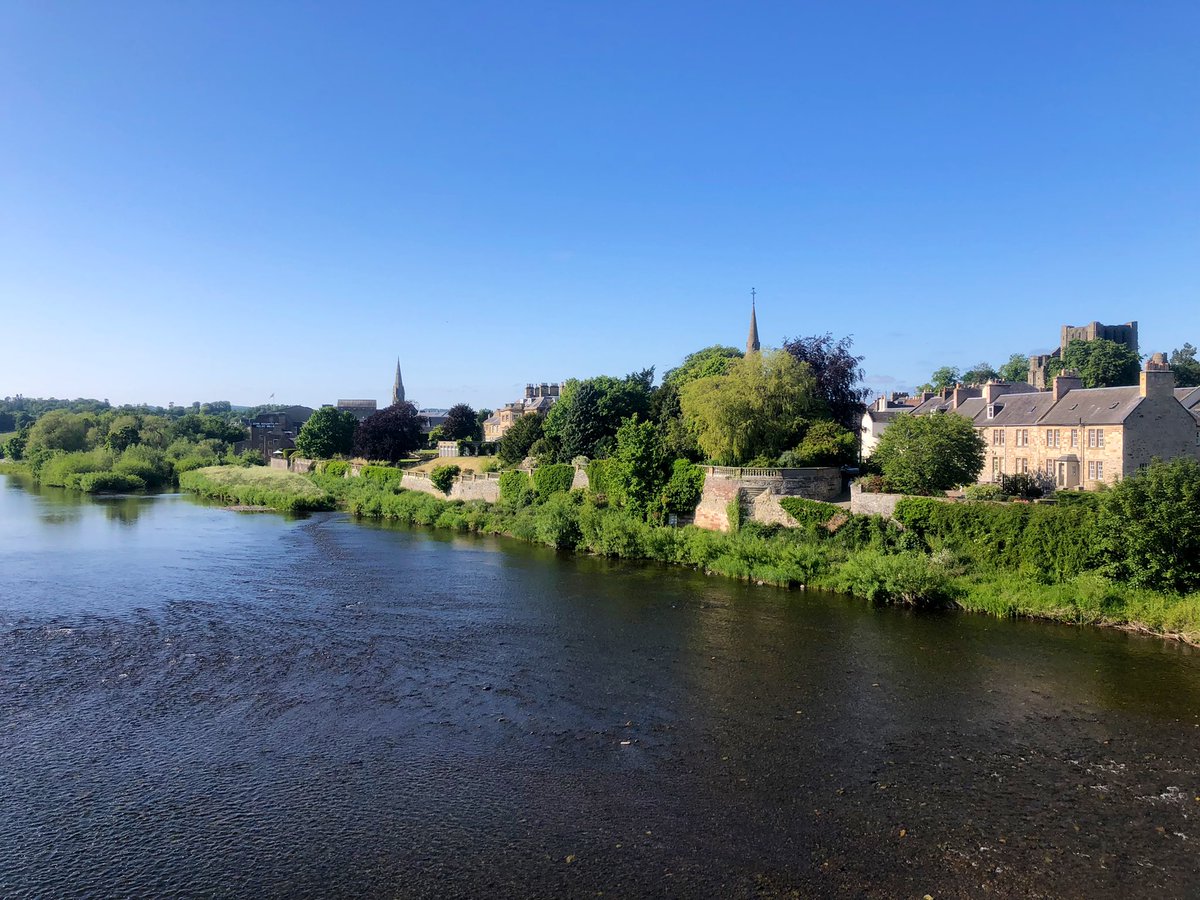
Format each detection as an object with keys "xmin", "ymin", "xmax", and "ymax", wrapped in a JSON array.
[{"xmin": 1, "ymin": 475, "xmax": 1198, "ymax": 898}]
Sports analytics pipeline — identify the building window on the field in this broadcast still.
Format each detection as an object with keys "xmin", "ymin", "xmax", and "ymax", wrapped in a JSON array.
[
  {"xmin": 992, "ymin": 457, "xmax": 1002, "ymax": 478},
  {"xmin": 1088, "ymin": 460, "xmax": 1105, "ymax": 481},
  {"xmin": 1087, "ymin": 428, "xmax": 1105, "ymax": 448},
  {"xmin": 1070, "ymin": 429, "xmax": 1078, "ymax": 448},
  {"xmin": 1015, "ymin": 429, "xmax": 1029, "ymax": 447},
  {"xmin": 1015, "ymin": 458, "xmax": 1028, "ymax": 474},
  {"xmin": 992, "ymin": 429, "xmax": 1005, "ymax": 446},
  {"xmin": 1046, "ymin": 429, "xmax": 1060, "ymax": 448}
]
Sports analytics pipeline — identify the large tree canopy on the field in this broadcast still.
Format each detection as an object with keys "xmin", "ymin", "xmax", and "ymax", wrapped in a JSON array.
[
  {"xmin": 872, "ymin": 412, "xmax": 985, "ymax": 495},
  {"xmin": 497, "ymin": 413, "xmax": 544, "ymax": 466},
  {"xmin": 662, "ymin": 345, "xmax": 743, "ymax": 390},
  {"xmin": 1047, "ymin": 339, "xmax": 1141, "ymax": 388},
  {"xmin": 441, "ymin": 403, "xmax": 480, "ymax": 441},
  {"xmin": 294, "ymin": 406, "xmax": 358, "ymax": 459},
  {"xmin": 353, "ymin": 402, "xmax": 424, "ymax": 463},
  {"xmin": 962, "ymin": 362, "xmax": 999, "ymax": 385},
  {"xmin": 781, "ymin": 334, "xmax": 869, "ymax": 429},
  {"xmin": 997, "ymin": 353, "xmax": 1030, "ymax": 384},
  {"xmin": 1170, "ymin": 343, "xmax": 1200, "ymax": 388},
  {"xmin": 542, "ymin": 369, "xmax": 654, "ymax": 461},
  {"xmin": 680, "ymin": 350, "xmax": 821, "ymax": 465}
]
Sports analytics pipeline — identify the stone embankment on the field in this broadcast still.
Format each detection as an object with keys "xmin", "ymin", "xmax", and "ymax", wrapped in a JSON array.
[
  {"xmin": 278, "ymin": 458, "xmax": 843, "ymax": 532},
  {"xmin": 693, "ymin": 466, "xmax": 842, "ymax": 532}
]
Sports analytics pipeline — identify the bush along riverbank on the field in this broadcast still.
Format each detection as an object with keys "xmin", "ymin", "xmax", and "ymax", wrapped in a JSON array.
[
  {"xmin": 179, "ymin": 466, "xmax": 336, "ymax": 512},
  {"xmin": 329, "ymin": 459, "xmax": 1200, "ymax": 646}
]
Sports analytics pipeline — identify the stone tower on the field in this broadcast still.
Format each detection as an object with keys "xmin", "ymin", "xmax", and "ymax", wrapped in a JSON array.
[
  {"xmin": 392, "ymin": 358, "xmax": 405, "ymax": 406},
  {"xmin": 746, "ymin": 294, "xmax": 760, "ymax": 354}
]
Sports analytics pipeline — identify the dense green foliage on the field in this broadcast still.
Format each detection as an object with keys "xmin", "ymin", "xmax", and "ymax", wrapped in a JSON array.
[
  {"xmin": 429, "ymin": 464, "xmax": 461, "ymax": 493},
  {"xmin": 961, "ymin": 362, "xmax": 1000, "ymax": 385},
  {"xmin": 353, "ymin": 402, "xmax": 424, "ymax": 462},
  {"xmin": 1047, "ymin": 338, "xmax": 1141, "ymax": 388},
  {"xmin": 441, "ymin": 404, "xmax": 481, "ymax": 441},
  {"xmin": 1097, "ymin": 458, "xmax": 1200, "ymax": 593},
  {"xmin": 776, "ymin": 420, "xmax": 857, "ymax": 467},
  {"xmin": 895, "ymin": 496, "xmax": 1097, "ymax": 584},
  {"xmin": 662, "ymin": 345, "xmax": 743, "ymax": 389},
  {"xmin": 498, "ymin": 470, "xmax": 534, "ymax": 506},
  {"xmin": 680, "ymin": 350, "xmax": 821, "ymax": 465},
  {"xmin": 179, "ymin": 466, "xmax": 335, "ymax": 512},
  {"xmin": 541, "ymin": 370, "xmax": 654, "ymax": 462},
  {"xmin": 532, "ymin": 463, "xmax": 575, "ymax": 498},
  {"xmin": 1170, "ymin": 343, "xmax": 1200, "ymax": 388},
  {"xmin": 496, "ymin": 413, "xmax": 544, "ymax": 466},
  {"xmin": 780, "ymin": 333, "xmax": 869, "ymax": 429},
  {"xmin": 295, "ymin": 407, "xmax": 357, "ymax": 459},
  {"xmin": 872, "ymin": 412, "xmax": 985, "ymax": 494},
  {"xmin": 660, "ymin": 460, "xmax": 705, "ymax": 516},
  {"xmin": 997, "ymin": 353, "xmax": 1030, "ymax": 384},
  {"xmin": 778, "ymin": 496, "xmax": 843, "ymax": 528}
]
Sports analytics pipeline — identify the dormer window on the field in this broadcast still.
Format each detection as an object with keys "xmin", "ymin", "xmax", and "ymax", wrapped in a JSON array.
[{"xmin": 987, "ymin": 403, "xmax": 1003, "ymax": 419}]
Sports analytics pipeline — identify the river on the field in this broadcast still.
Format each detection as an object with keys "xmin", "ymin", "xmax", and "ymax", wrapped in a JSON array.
[{"xmin": 1, "ymin": 475, "xmax": 1198, "ymax": 898}]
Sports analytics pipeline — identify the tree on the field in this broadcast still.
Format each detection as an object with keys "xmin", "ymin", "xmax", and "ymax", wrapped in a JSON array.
[
  {"xmin": 353, "ymin": 402, "xmax": 424, "ymax": 463},
  {"xmin": 442, "ymin": 403, "xmax": 480, "ymax": 441},
  {"xmin": 1169, "ymin": 343, "xmax": 1200, "ymax": 388},
  {"xmin": 781, "ymin": 334, "xmax": 870, "ymax": 429},
  {"xmin": 25, "ymin": 410, "xmax": 94, "ymax": 453},
  {"xmin": 497, "ymin": 413, "xmax": 544, "ymax": 466},
  {"xmin": 680, "ymin": 350, "xmax": 821, "ymax": 465},
  {"xmin": 1057, "ymin": 339, "xmax": 1140, "ymax": 388},
  {"xmin": 662, "ymin": 345, "xmax": 743, "ymax": 389},
  {"xmin": 542, "ymin": 369, "xmax": 654, "ymax": 461},
  {"xmin": 924, "ymin": 367, "xmax": 961, "ymax": 392},
  {"xmin": 871, "ymin": 412, "xmax": 985, "ymax": 495},
  {"xmin": 1098, "ymin": 457, "xmax": 1200, "ymax": 593},
  {"xmin": 997, "ymin": 353, "xmax": 1030, "ymax": 384},
  {"xmin": 777, "ymin": 420, "xmax": 857, "ymax": 467},
  {"xmin": 962, "ymin": 362, "xmax": 999, "ymax": 385},
  {"xmin": 606, "ymin": 415, "xmax": 665, "ymax": 518},
  {"xmin": 294, "ymin": 406, "xmax": 357, "ymax": 459}
]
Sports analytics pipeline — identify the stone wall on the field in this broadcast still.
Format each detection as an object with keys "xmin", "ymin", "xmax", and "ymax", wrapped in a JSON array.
[
  {"xmin": 571, "ymin": 467, "xmax": 590, "ymax": 491},
  {"xmin": 848, "ymin": 483, "xmax": 905, "ymax": 518},
  {"xmin": 269, "ymin": 457, "xmax": 288, "ymax": 471},
  {"xmin": 694, "ymin": 476, "xmax": 740, "ymax": 532}
]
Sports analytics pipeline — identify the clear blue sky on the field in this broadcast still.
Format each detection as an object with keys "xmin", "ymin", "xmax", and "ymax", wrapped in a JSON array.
[{"xmin": 2, "ymin": 1, "xmax": 1197, "ymax": 410}]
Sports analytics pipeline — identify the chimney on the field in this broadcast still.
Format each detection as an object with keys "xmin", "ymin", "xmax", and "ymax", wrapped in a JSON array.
[
  {"xmin": 1140, "ymin": 352, "xmax": 1174, "ymax": 399},
  {"xmin": 525, "ymin": 384, "xmax": 534, "ymax": 400},
  {"xmin": 1052, "ymin": 371, "xmax": 1083, "ymax": 402}
]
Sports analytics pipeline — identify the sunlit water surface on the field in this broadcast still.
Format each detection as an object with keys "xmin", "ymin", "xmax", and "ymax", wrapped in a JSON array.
[{"xmin": 1, "ymin": 475, "xmax": 1198, "ymax": 898}]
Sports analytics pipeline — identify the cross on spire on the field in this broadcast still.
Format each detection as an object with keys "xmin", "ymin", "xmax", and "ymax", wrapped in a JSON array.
[{"xmin": 746, "ymin": 289, "xmax": 760, "ymax": 354}]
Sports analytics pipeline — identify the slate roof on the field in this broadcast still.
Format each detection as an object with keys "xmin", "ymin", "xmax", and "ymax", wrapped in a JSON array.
[
  {"xmin": 983, "ymin": 393, "xmax": 1059, "ymax": 426},
  {"xmin": 1176, "ymin": 387, "xmax": 1200, "ymax": 411},
  {"xmin": 865, "ymin": 408, "xmax": 908, "ymax": 423},
  {"xmin": 1038, "ymin": 386, "xmax": 1145, "ymax": 426}
]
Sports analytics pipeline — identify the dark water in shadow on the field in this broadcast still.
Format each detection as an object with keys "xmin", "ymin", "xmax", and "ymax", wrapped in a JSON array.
[{"xmin": 1, "ymin": 475, "xmax": 1198, "ymax": 898}]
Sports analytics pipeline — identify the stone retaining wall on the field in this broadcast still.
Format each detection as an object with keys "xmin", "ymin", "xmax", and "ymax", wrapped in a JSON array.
[{"xmin": 847, "ymin": 483, "xmax": 906, "ymax": 518}]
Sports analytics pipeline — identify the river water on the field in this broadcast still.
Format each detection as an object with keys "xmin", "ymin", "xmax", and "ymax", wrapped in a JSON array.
[{"xmin": 1, "ymin": 476, "xmax": 1198, "ymax": 898}]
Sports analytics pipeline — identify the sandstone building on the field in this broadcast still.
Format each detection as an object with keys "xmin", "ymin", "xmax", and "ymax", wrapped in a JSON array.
[
  {"xmin": 482, "ymin": 383, "xmax": 561, "ymax": 442},
  {"xmin": 1028, "ymin": 320, "xmax": 1138, "ymax": 389},
  {"xmin": 912, "ymin": 354, "xmax": 1200, "ymax": 489}
]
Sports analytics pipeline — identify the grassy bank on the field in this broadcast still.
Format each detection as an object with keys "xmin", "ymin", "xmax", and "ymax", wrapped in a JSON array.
[
  {"xmin": 180, "ymin": 466, "xmax": 335, "ymax": 512},
  {"xmin": 333, "ymin": 477, "xmax": 1200, "ymax": 644}
]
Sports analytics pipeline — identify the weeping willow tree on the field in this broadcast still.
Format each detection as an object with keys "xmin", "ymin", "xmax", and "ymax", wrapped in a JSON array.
[{"xmin": 679, "ymin": 350, "xmax": 821, "ymax": 465}]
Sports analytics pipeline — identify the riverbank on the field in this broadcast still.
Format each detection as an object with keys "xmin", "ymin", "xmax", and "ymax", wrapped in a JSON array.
[
  {"xmin": 178, "ymin": 466, "xmax": 336, "ymax": 512},
  {"xmin": 174, "ymin": 465, "xmax": 1200, "ymax": 645}
]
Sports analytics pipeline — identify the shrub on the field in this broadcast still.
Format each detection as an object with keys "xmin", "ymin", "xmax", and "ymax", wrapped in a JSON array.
[
  {"xmin": 587, "ymin": 458, "xmax": 613, "ymax": 499},
  {"xmin": 726, "ymin": 498, "xmax": 742, "ymax": 533},
  {"xmin": 39, "ymin": 448, "xmax": 114, "ymax": 487},
  {"xmin": 1000, "ymin": 471, "xmax": 1049, "ymax": 500},
  {"xmin": 360, "ymin": 464, "xmax": 403, "ymax": 487},
  {"xmin": 778, "ymin": 496, "xmax": 841, "ymax": 528},
  {"xmin": 1097, "ymin": 457, "xmax": 1200, "ymax": 594},
  {"xmin": 179, "ymin": 466, "xmax": 334, "ymax": 512},
  {"xmin": 78, "ymin": 472, "xmax": 146, "ymax": 493},
  {"xmin": 113, "ymin": 445, "xmax": 172, "ymax": 488},
  {"xmin": 320, "ymin": 460, "xmax": 351, "ymax": 477},
  {"xmin": 429, "ymin": 464, "xmax": 460, "ymax": 493},
  {"xmin": 498, "ymin": 470, "xmax": 534, "ymax": 506},
  {"xmin": 962, "ymin": 483, "xmax": 1006, "ymax": 502},
  {"xmin": 533, "ymin": 463, "xmax": 575, "ymax": 499},
  {"xmin": 478, "ymin": 458, "xmax": 501, "ymax": 473},
  {"xmin": 533, "ymin": 492, "xmax": 582, "ymax": 550},
  {"xmin": 660, "ymin": 459, "xmax": 705, "ymax": 516},
  {"xmin": 832, "ymin": 550, "xmax": 954, "ymax": 607}
]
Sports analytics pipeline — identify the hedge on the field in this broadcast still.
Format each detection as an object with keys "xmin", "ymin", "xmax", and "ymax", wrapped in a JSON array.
[{"xmin": 533, "ymin": 463, "xmax": 575, "ymax": 498}]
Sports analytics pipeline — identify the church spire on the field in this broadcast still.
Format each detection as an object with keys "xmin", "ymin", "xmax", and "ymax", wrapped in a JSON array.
[
  {"xmin": 392, "ymin": 357, "xmax": 405, "ymax": 406},
  {"xmin": 746, "ymin": 288, "xmax": 760, "ymax": 354}
]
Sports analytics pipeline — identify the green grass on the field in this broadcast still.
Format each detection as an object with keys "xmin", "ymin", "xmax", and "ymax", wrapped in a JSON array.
[{"xmin": 179, "ymin": 465, "xmax": 335, "ymax": 512}]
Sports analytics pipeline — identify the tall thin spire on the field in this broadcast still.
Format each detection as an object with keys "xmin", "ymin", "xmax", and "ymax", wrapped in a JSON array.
[
  {"xmin": 392, "ymin": 357, "xmax": 405, "ymax": 405},
  {"xmin": 746, "ymin": 288, "xmax": 760, "ymax": 354}
]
